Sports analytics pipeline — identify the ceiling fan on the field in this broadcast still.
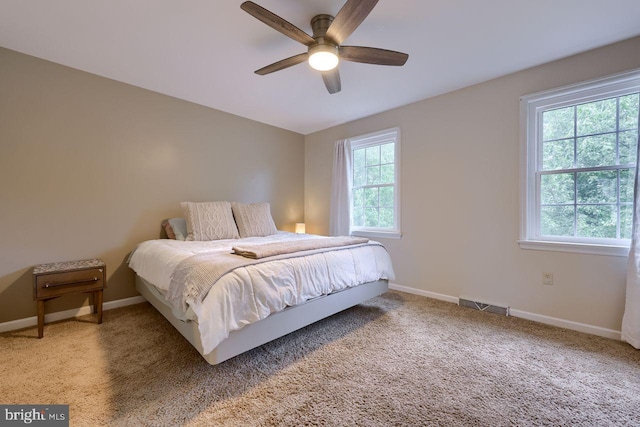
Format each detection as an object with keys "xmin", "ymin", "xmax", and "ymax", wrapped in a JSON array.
[{"xmin": 240, "ymin": 0, "xmax": 409, "ymax": 94}]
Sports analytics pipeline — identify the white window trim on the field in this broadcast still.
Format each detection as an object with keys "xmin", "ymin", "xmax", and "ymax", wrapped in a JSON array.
[
  {"xmin": 350, "ymin": 127, "xmax": 402, "ymax": 239},
  {"xmin": 519, "ymin": 68, "xmax": 640, "ymax": 257}
]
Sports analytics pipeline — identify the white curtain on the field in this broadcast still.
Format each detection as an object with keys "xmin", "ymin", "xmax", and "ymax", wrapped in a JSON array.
[
  {"xmin": 329, "ymin": 139, "xmax": 352, "ymax": 236},
  {"xmin": 622, "ymin": 130, "xmax": 640, "ymax": 348}
]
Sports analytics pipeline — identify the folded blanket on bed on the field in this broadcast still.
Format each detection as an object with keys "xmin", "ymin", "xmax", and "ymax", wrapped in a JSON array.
[{"xmin": 232, "ymin": 236, "xmax": 369, "ymax": 259}]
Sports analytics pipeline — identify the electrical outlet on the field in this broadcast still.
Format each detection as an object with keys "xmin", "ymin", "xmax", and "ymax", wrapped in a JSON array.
[{"xmin": 543, "ymin": 272, "xmax": 553, "ymax": 286}]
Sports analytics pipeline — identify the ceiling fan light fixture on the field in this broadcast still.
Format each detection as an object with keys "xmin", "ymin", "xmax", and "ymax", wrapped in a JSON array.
[{"xmin": 308, "ymin": 44, "xmax": 339, "ymax": 71}]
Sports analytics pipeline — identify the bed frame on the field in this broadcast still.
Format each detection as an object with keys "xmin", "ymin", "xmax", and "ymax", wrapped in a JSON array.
[{"xmin": 135, "ymin": 275, "xmax": 388, "ymax": 365}]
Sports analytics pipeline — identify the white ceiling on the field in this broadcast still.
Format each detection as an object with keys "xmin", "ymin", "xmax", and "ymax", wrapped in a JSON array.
[{"xmin": 1, "ymin": 1, "xmax": 640, "ymax": 135}]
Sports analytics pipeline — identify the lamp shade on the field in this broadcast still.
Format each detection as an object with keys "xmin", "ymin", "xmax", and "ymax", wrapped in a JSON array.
[{"xmin": 295, "ymin": 223, "xmax": 306, "ymax": 234}]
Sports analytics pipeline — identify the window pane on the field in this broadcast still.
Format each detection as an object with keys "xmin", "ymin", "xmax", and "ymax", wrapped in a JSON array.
[
  {"xmin": 367, "ymin": 166, "xmax": 380, "ymax": 185},
  {"xmin": 380, "ymin": 164, "xmax": 394, "ymax": 184},
  {"xmin": 620, "ymin": 168, "xmax": 636, "ymax": 203},
  {"xmin": 577, "ymin": 171, "xmax": 617, "ymax": 203},
  {"xmin": 620, "ymin": 130, "xmax": 639, "ymax": 166},
  {"xmin": 620, "ymin": 93, "xmax": 640, "ymax": 131},
  {"xmin": 540, "ymin": 206, "xmax": 574, "ymax": 236},
  {"xmin": 541, "ymin": 173, "xmax": 574, "ymax": 204},
  {"xmin": 577, "ymin": 205, "xmax": 616, "ymax": 238},
  {"xmin": 364, "ymin": 188, "xmax": 379, "ymax": 207},
  {"xmin": 352, "ymin": 207, "xmax": 365, "ymax": 227},
  {"xmin": 380, "ymin": 186, "xmax": 394, "ymax": 207},
  {"xmin": 353, "ymin": 165, "xmax": 366, "ymax": 187},
  {"xmin": 577, "ymin": 98, "xmax": 617, "ymax": 136},
  {"xmin": 543, "ymin": 106, "xmax": 574, "ymax": 141},
  {"xmin": 365, "ymin": 208, "xmax": 379, "ymax": 227},
  {"xmin": 379, "ymin": 208, "xmax": 394, "ymax": 227},
  {"xmin": 576, "ymin": 133, "xmax": 616, "ymax": 168},
  {"xmin": 354, "ymin": 148, "xmax": 366, "ymax": 168},
  {"xmin": 353, "ymin": 188, "xmax": 365, "ymax": 207},
  {"xmin": 542, "ymin": 138, "xmax": 574, "ymax": 171},
  {"xmin": 621, "ymin": 204, "xmax": 633, "ymax": 239},
  {"xmin": 366, "ymin": 146, "xmax": 380, "ymax": 166},
  {"xmin": 381, "ymin": 143, "xmax": 395, "ymax": 163}
]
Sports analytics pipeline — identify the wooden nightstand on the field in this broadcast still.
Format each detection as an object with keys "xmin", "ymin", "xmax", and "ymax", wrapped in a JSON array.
[{"xmin": 33, "ymin": 258, "xmax": 106, "ymax": 338}]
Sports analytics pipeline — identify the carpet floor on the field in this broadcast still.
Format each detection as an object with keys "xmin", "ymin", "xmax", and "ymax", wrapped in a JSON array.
[{"xmin": 1, "ymin": 291, "xmax": 640, "ymax": 426}]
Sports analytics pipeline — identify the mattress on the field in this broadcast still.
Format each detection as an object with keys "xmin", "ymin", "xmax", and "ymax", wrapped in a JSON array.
[{"xmin": 128, "ymin": 231, "xmax": 395, "ymax": 355}]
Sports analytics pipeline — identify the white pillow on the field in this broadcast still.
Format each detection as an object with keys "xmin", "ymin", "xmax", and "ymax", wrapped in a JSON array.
[
  {"xmin": 180, "ymin": 201, "xmax": 239, "ymax": 241},
  {"xmin": 231, "ymin": 202, "xmax": 278, "ymax": 238}
]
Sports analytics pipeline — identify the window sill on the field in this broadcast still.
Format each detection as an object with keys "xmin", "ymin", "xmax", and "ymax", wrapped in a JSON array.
[
  {"xmin": 518, "ymin": 240, "xmax": 629, "ymax": 257},
  {"xmin": 352, "ymin": 230, "xmax": 402, "ymax": 240}
]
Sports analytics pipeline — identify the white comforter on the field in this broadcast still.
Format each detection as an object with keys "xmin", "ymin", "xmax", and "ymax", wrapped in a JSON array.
[{"xmin": 128, "ymin": 232, "xmax": 394, "ymax": 354}]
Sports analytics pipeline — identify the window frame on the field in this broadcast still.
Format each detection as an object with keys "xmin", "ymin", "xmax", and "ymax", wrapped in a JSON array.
[
  {"xmin": 349, "ymin": 127, "xmax": 402, "ymax": 239},
  {"xmin": 519, "ymin": 68, "xmax": 640, "ymax": 256}
]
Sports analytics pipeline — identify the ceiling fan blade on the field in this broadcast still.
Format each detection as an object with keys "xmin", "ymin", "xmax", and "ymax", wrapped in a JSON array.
[
  {"xmin": 255, "ymin": 53, "xmax": 309, "ymax": 75},
  {"xmin": 325, "ymin": 0, "xmax": 379, "ymax": 45},
  {"xmin": 321, "ymin": 68, "xmax": 341, "ymax": 94},
  {"xmin": 241, "ymin": 1, "xmax": 316, "ymax": 46},
  {"xmin": 339, "ymin": 46, "xmax": 408, "ymax": 66}
]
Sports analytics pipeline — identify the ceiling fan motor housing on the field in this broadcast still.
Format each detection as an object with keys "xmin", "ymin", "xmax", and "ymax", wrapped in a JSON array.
[{"xmin": 311, "ymin": 14, "xmax": 335, "ymax": 39}]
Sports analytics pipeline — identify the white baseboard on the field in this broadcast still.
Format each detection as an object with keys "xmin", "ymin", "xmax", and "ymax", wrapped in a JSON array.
[
  {"xmin": 0, "ymin": 296, "xmax": 146, "ymax": 334},
  {"xmin": 4, "ymin": 284, "xmax": 623, "ymax": 341},
  {"xmin": 389, "ymin": 282, "xmax": 460, "ymax": 304},
  {"xmin": 388, "ymin": 282, "xmax": 621, "ymax": 341},
  {"xmin": 508, "ymin": 308, "xmax": 621, "ymax": 340}
]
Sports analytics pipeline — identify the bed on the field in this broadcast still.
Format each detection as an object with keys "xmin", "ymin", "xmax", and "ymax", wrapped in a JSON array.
[{"xmin": 127, "ymin": 202, "xmax": 394, "ymax": 365}]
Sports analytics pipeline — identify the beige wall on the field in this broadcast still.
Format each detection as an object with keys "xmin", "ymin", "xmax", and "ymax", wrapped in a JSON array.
[
  {"xmin": 0, "ymin": 47, "xmax": 305, "ymax": 323},
  {"xmin": 305, "ymin": 36, "xmax": 640, "ymax": 333}
]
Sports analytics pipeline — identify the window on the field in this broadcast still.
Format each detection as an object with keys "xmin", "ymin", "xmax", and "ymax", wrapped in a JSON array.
[
  {"xmin": 520, "ymin": 69, "xmax": 640, "ymax": 256},
  {"xmin": 350, "ymin": 128, "xmax": 401, "ymax": 239}
]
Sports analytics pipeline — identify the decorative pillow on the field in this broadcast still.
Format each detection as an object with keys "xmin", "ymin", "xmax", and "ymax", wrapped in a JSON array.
[
  {"xmin": 231, "ymin": 202, "xmax": 278, "ymax": 238},
  {"xmin": 162, "ymin": 218, "xmax": 187, "ymax": 240},
  {"xmin": 162, "ymin": 220, "xmax": 176, "ymax": 239},
  {"xmin": 180, "ymin": 201, "xmax": 240, "ymax": 241}
]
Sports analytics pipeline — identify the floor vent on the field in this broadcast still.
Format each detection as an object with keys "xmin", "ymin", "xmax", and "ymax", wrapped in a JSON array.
[{"xmin": 459, "ymin": 299, "xmax": 509, "ymax": 316}]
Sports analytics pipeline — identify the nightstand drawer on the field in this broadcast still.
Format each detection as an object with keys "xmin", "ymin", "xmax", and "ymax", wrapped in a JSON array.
[{"xmin": 35, "ymin": 268, "xmax": 104, "ymax": 299}]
